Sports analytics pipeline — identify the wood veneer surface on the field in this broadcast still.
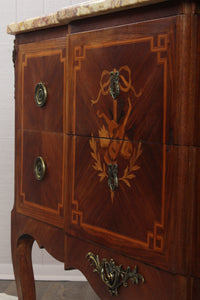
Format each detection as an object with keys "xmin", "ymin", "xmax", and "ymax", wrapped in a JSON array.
[{"xmin": 11, "ymin": 1, "xmax": 200, "ymax": 299}]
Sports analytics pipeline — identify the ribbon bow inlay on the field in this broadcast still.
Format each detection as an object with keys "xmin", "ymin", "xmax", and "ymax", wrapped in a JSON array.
[{"xmin": 91, "ymin": 65, "xmax": 142, "ymax": 105}]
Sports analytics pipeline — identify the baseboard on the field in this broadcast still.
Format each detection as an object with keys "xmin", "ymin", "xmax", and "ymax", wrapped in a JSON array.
[{"xmin": 0, "ymin": 264, "xmax": 87, "ymax": 281}]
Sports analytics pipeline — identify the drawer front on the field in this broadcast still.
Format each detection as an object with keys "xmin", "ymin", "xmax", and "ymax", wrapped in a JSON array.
[
  {"xmin": 17, "ymin": 39, "xmax": 66, "ymax": 132},
  {"xmin": 67, "ymin": 18, "xmax": 176, "ymax": 145},
  {"xmin": 66, "ymin": 134, "xmax": 167, "ymax": 267},
  {"xmin": 66, "ymin": 136, "xmax": 194, "ymax": 273},
  {"xmin": 15, "ymin": 130, "xmax": 64, "ymax": 227}
]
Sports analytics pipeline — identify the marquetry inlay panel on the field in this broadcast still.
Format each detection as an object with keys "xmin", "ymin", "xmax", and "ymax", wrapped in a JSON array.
[{"xmin": 67, "ymin": 18, "xmax": 175, "ymax": 263}]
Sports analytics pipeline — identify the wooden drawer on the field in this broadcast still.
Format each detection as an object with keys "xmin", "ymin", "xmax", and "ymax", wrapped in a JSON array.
[
  {"xmin": 66, "ymin": 135, "xmax": 164, "ymax": 251},
  {"xmin": 15, "ymin": 130, "xmax": 64, "ymax": 227},
  {"xmin": 16, "ymin": 39, "xmax": 66, "ymax": 133},
  {"xmin": 66, "ymin": 134, "xmax": 194, "ymax": 273},
  {"xmin": 67, "ymin": 18, "xmax": 176, "ymax": 145}
]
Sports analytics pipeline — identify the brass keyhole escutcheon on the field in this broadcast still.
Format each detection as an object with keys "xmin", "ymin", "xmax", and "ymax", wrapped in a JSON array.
[
  {"xmin": 110, "ymin": 70, "xmax": 120, "ymax": 99},
  {"xmin": 35, "ymin": 82, "xmax": 47, "ymax": 107},
  {"xmin": 34, "ymin": 157, "xmax": 46, "ymax": 181},
  {"xmin": 108, "ymin": 163, "xmax": 118, "ymax": 191}
]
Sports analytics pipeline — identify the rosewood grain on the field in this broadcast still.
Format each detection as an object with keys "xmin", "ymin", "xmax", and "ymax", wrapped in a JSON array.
[{"xmin": 17, "ymin": 130, "xmax": 64, "ymax": 223}]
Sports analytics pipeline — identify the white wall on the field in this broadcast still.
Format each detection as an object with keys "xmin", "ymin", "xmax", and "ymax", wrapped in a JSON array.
[{"xmin": 0, "ymin": 0, "xmax": 85, "ymax": 281}]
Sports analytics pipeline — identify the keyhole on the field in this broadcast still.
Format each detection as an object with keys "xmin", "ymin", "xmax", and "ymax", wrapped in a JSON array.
[{"xmin": 108, "ymin": 163, "xmax": 118, "ymax": 191}]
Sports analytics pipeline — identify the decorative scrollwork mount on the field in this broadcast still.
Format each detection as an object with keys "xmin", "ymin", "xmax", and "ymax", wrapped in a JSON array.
[{"xmin": 87, "ymin": 252, "xmax": 144, "ymax": 296}]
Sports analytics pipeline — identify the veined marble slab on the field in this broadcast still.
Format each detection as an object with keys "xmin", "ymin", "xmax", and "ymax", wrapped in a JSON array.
[
  {"xmin": 7, "ymin": 0, "xmax": 167, "ymax": 35},
  {"xmin": 57, "ymin": 0, "xmax": 167, "ymax": 22},
  {"xmin": 7, "ymin": 13, "xmax": 59, "ymax": 35}
]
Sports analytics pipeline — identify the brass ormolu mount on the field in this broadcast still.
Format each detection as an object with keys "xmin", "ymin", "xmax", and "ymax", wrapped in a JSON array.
[{"xmin": 87, "ymin": 252, "xmax": 144, "ymax": 296}]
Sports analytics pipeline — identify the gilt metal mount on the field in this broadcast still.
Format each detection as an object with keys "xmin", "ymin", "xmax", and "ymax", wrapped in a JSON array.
[
  {"xmin": 108, "ymin": 163, "xmax": 118, "ymax": 191},
  {"xmin": 87, "ymin": 252, "xmax": 144, "ymax": 296},
  {"xmin": 110, "ymin": 70, "xmax": 120, "ymax": 99}
]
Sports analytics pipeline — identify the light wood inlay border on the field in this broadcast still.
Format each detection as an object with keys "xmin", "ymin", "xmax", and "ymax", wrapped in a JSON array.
[
  {"xmin": 17, "ymin": 39, "xmax": 67, "ymax": 227},
  {"xmin": 70, "ymin": 31, "xmax": 169, "ymax": 252}
]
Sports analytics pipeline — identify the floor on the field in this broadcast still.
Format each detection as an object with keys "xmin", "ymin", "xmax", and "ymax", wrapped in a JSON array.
[{"xmin": 0, "ymin": 280, "xmax": 100, "ymax": 300}]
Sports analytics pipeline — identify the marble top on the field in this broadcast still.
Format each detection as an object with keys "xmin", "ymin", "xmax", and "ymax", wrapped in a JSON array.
[{"xmin": 7, "ymin": 0, "xmax": 167, "ymax": 35}]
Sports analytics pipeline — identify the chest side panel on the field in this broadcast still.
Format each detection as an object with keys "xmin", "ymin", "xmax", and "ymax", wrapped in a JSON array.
[
  {"xmin": 15, "ymin": 38, "xmax": 67, "ymax": 228},
  {"xmin": 192, "ymin": 13, "xmax": 200, "ymax": 277}
]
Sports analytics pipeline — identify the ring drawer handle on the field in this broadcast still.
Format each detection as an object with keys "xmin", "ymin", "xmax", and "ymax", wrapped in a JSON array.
[
  {"xmin": 35, "ymin": 82, "xmax": 47, "ymax": 107},
  {"xmin": 34, "ymin": 156, "xmax": 46, "ymax": 181}
]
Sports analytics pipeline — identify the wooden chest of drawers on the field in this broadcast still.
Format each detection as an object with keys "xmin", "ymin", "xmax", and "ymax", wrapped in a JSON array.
[{"xmin": 9, "ymin": 0, "xmax": 200, "ymax": 299}]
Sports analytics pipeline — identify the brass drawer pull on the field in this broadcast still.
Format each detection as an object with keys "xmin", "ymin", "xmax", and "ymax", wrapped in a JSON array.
[
  {"xmin": 87, "ymin": 252, "xmax": 144, "ymax": 296},
  {"xmin": 35, "ymin": 82, "xmax": 47, "ymax": 107},
  {"xmin": 34, "ymin": 156, "xmax": 46, "ymax": 181}
]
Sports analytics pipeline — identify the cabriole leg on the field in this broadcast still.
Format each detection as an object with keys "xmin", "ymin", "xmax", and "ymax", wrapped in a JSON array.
[{"xmin": 11, "ymin": 214, "xmax": 36, "ymax": 300}]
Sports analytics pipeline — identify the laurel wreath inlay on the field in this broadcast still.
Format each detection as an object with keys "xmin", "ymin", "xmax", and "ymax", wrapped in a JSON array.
[
  {"xmin": 89, "ymin": 137, "xmax": 142, "ymax": 187},
  {"xmin": 88, "ymin": 65, "xmax": 144, "ymax": 200},
  {"xmin": 120, "ymin": 142, "xmax": 142, "ymax": 187},
  {"xmin": 89, "ymin": 135, "xmax": 108, "ymax": 182}
]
